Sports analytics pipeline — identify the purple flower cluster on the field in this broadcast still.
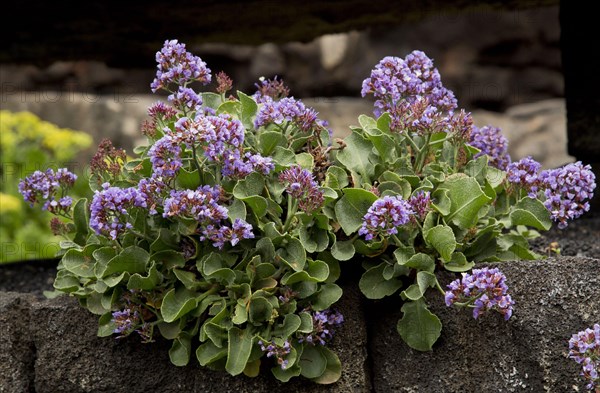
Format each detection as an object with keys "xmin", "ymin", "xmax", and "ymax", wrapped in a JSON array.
[
  {"xmin": 445, "ymin": 267, "xmax": 514, "ymax": 321},
  {"xmin": 258, "ymin": 340, "xmax": 291, "ymax": 370},
  {"xmin": 506, "ymin": 156, "xmax": 542, "ymax": 198},
  {"xmin": 163, "ymin": 186, "xmax": 254, "ymax": 249},
  {"xmin": 254, "ymin": 96, "xmax": 324, "ymax": 133},
  {"xmin": 279, "ymin": 165, "xmax": 325, "ymax": 213},
  {"xmin": 408, "ymin": 191, "xmax": 431, "ymax": 221},
  {"xmin": 90, "ymin": 183, "xmax": 145, "ymax": 240},
  {"xmin": 163, "ymin": 186, "xmax": 226, "ymax": 223},
  {"xmin": 359, "ymin": 195, "xmax": 414, "ymax": 241},
  {"xmin": 168, "ymin": 86, "xmax": 203, "ymax": 112},
  {"xmin": 361, "ymin": 51, "xmax": 457, "ymax": 119},
  {"xmin": 165, "ymin": 114, "xmax": 273, "ymax": 179},
  {"xmin": 137, "ymin": 177, "xmax": 167, "ymax": 215},
  {"xmin": 298, "ymin": 309, "xmax": 344, "ymax": 346},
  {"xmin": 469, "ymin": 125, "xmax": 511, "ymax": 170},
  {"xmin": 112, "ymin": 309, "xmax": 139, "ymax": 335},
  {"xmin": 18, "ymin": 168, "xmax": 77, "ymax": 215},
  {"xmin": 148, "ymin": 135, "xmax": 182, "ymax": 178},
  {"xmin": 201, "ymin": 218, "xmax": 255, "ymax": 249},
  {"xmin": 539, "ymin": 162, "xmax": 596, "ymax": 229},
  {"xmin": 151, "ymin": 39, "xmax": 211, "ymax": 92},
  {"xmin": 569, "ymin": 324, "xmax": 600, "ymax": 391},
  {"xmin": 253, "ymin": 76, "xmax": 290, "ymax": 103}
]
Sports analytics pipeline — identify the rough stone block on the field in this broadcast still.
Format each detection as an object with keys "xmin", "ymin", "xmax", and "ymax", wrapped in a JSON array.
[
  {"xmin": 29, "ymin": 283, "xmax": 370, "ymax": 393},
  {"xmin": 369, "ymin": 257, "xmax": 600, "ymax": 392},
  {"xmin": 0, "ymin": 292, "xmax": 36, "ymax": 393}
]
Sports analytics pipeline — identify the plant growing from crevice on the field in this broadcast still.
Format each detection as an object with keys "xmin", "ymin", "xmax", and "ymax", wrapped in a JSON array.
[
  {"xmin": 20, "ymin": 40, "xmax": 345, "ymax": 384},
  {"xmin": 327, "ymin": 51, "xmax": 596, "ymax": 351}
]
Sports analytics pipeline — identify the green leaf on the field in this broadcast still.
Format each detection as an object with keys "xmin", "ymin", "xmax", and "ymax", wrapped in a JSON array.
[
  {"xmin": 202, "ymin": 92, "xmax": 222, "ymax": 109},
  {"xmin": 127, "ymin": 262, "xmax": 162, "ymax": 290},
  {"xmin": 243, "ymin": 359, "xmax": 261, "ymax": 378},
  {"xmin": 299, "ymin": 344, "xmax": 327, "ymax": 378},
  {"xmin": 157, "ymin": 321, "xmax": 182, "ymax": 340},
  {"xmin": 295, "ymin": 152, "xmax": 314, "ymax": 169},
  {"xmin": 276, "ymin": 237, "xmax": 306, "ymax": 271},
  {"xmin": 233, "ymin": 172, "xmax": 268, "ymax": 217},
  {"xmin": 259, "ymin": 131, "xmax": 286, "ymax": 156},
  {"xmin": 437, "ymin": 174, "xmax": 492, "ymax": 228},
  {"xmin": 176, "ymin": 168, "xmax": 201, "ymax": 190},
  {"xmin": 62, "ymin": 246, "xmax": 96, "ymax": 278},
  {"xmin": 311, "ymin": 283, "xmax": 343, "ymax": 311},
  {"xmin": 310, "ymin": 346, "xmax": 342, "ymax": 384},
  {"xmin": 298, "ymin": 312, "xmax": 313, "ymax": 333},
  {"xmin": 401, "ymin": 271, "xmax": 437, "ymax": 301},
  {"xmin": 281, "ymin": 260, "xmax": 329, "ymax": 285},
  {"xmin": 169, "ymin": 334, "xmax": 192, "ymax": 366},
  {"xmin": 161, "ymin": 287, "xmax": 197, "ymax": 323},
  {"xmin": 249, "ymin": 296, "xmax": 273, "ymax": 323},
  {"xmin": 324, "ymin": 166, "xmax": 349, "ymax": 189},
  {"xmin": 334, "ymin": 188, "xmax": 379, "ymax": 236},
  {"xmin": 238, "ymin": 91, "xmax": 258, "ymax": 129},
  {"xmin": 196, "ymin": 341, "xmax": 227, "ymax": 366},
  {"xmin": 424, "ymin": 225, "xmax": 456, "ymax": 262},
  {"xmin": 397, "ymin": 252, "xmax": 435, "ymax": 273},
  {"xmin": 225, "ymin": 327, "xmax": 254, "ymax": 376},
  {"xmin": 100, "ymin": 246, "xmax": 149, "ymax": 278},
  {"xmin": 53, "ymin": 270, "xmax": 80, "ymax": 293},
  {"xmin": 97, "ymin": 312, "xmax": 115, "ymax": 337},
  {"xmin": 397, "ymin": 299, "xmax": 442, "ymax": 351},
  {"xmin": 227, "ymin": 199, "xmax": 247, "ymax": 222},
  {"xmin": 336, "ymin": 131, "xmax": 376, "ymax": 181},
  {"xmin": 330, "ymin": 240, "xmax": 355, "ymax": 261},
  {"xmin": 272, "ymin": 146, "xmax": 296, "ymax": 167},
  {"xmin": 359, "ymin": 262, "xmax": 403, "ymax": 299},
  {"xmin": 73, "ymin": 198, "xmax": 89, "ymax": 241},
  {"xmin": 273, "ymin": 314, "xmax": 302, "ymax": 339},
  {"xmin": 272, "ymin": 364, "xmax": 301, "ymax": 382},
  {"xmin": 444, "ymin": 252, "xmax": 475, "ymax": 272},
  {"xmin": 510, "ymin": 197, "xmax": 552, "ymax": 231},
  {"xmin": 152, "ymin": 250, "xmax": 186, "ymax": 269},
  {"xmin": 376, "ymin": 112, "xmax": 392, "ymax": 133}
]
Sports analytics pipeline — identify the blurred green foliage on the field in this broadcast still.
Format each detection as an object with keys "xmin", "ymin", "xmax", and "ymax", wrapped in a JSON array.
[{"xmin": 0, "ymin": 110, "xmax": 93, "ymax": 263}]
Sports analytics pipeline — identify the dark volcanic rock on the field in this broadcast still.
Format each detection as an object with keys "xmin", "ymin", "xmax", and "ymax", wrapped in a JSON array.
[
  {"xmin": 369, "ymin": 257, "xmax": 600, "ymax": 392},
  {"xmin": 0, "ymin": 292, "xmax": 36, "ymax": 393},
  {"xmin": 28, "ymin": 282, "xmax": 369, "ymax": 393}
]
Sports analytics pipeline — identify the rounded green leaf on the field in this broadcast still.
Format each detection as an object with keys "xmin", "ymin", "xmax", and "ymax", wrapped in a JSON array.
[
  {"xmin": 424, "ymin": 225, "xmax": 456, "ymax": 262},
  {"xmin": 310, "ymin": 346, "xmax": 342, "ymax": 384},
  {"xmin": 396, "ymin": 299, "xmax": 442, "ymax": 351},
  {"xmin": 331, "ymin": 240, "xmax": 355, "ymax": 261},
  {"xmin": 249, "ymin": 296, "xmax": 273, "ymax": 323},
  {"xmin": 225, "ymin": 327, "xmax": 254, "ymax": 376},
  {"xmin": 161, "ymin": 287, "xmax": 197, "ymax": 323},
  {"xmin": 196, "ymin": 341, "xmax": 227, "ymax": 366},
  {"xmin": 311, "ymin": 283, "xmax": 343, "ymax": 311},
  {"xmin": 169, "ymin": 334, "xmax": 192, "ymax": 366},
  {"xmin": 334, "ymin": 188, "xmax": 379, "ymax": 236},
  {"xmin": 299, "ymin": 344, "xmax": 327, "ymax": 379},
  {"xmin": 359, "ymin": 262, "xmax": 403, "ymax": 299}
]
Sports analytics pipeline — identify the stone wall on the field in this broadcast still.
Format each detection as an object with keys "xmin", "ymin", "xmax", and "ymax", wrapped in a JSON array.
[
  {"xmin": 1, "ymin": 93, "xmax": 573, "ymax": 169},
  {"xmin": 1, "ymin": 257, "xmax": 598, "ymax": 392}
]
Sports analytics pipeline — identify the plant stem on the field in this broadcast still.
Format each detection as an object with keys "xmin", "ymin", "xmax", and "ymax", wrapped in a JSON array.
[{"xmin": 282, "ymin": 197, "xmax": 298, "ymax": 233}]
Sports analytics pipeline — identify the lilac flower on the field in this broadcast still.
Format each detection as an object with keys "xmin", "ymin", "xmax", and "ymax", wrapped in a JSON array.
[
  {"xmin": 148, "ymin": 135, "xmax": 182, "ymax": 178},
  {"xmin": 137, "ymin": 177, "xmax": 167, "ymax": 215},
  {"xmin": 151, "ymin": 39, "xmax": 211, "ymax": 92},
  {"xmin": 568, "ymin": 324, "xmax": 600, "ymax": 391},
  {"xmin": 216, "ymin": 71, "xmax": 233, "ymax": 94},
  {"xmin": 258, "ymin": 339, "xmax": 291, "ymax": 369},
  {"xmin": 254, "ymin": 96, "xmax": 324, "ymax": 133},
  {"xmin": 506, "ymin": 156, "xmax": 542, "ymax": 198},
  {"xmin": 253, "ymin": 76, "xmax": 290, "ymax": 103},
  {"xmin": 201, "ymin": 218, "xmax": 255, "ymax": 249},
  {"xmin": 112, "ymin": 309, "xmax": 139, "ymax": 335},
  {"xmin": 539, "ymin": 162, "xmax": 596, "ymax": 229},
  {"xmin": 147, "ymin": 101, "xmax": 178, "ymax": 122},
  {"xmin": 408, "ymin": 191, "xmax": 431, "ymax": 221},
  {"xmin": 203, "ymin": 114, "xmax": 245, "ymax": 160},
  {"xmin": 163, "ymin": 186, "xmax": 226, "ymax": 223},
  {"xmin": 359, "ymin": 195, "xmax": 414, "ymax": 241},
  {"xmin": 279, "ymin": 165, "xmax": 325, "ymax": 213},
  {"xmin": 244, "ymin": 152, "xmax": 275, "ymax": 175},
  {"xmin": 19, "ymin": 168, "xmax": 77, "ymax": 215},
  {"xmin": 469, "ymin": 125, "xmax": 511, "ymax": 170},
  {"xmin": 168, "ymin": 86, "xmax": 203, "ymax": 112},
  {"xmin": 298, "ymin": 309, "xmax": 344, "ymax": 346},
  {"xmin": 89, "ymin": 183, "xmax": 145, "ymax": 239},
  {"xmin": 221, "ymin": 149, "xmax": 253, "ymax": 178},
  {"xmin": 361, "ymin": 51, "xmax": 457, "ymax": 120},
  {"xmin": 445, "ymin": 267, "xmax": 514, "ymax": 321}
]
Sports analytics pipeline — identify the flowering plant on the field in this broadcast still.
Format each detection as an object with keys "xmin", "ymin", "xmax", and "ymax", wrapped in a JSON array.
[
  {"xmin": 569, "ymin": 324, "xmax": 600, "ymax": 391},
  {"xmin": 327, "ymin": 51, "xmax": 596, "ymax": 351},
  {"xmin": 21, "ymin": 40, "xmax": 345, "ymax": 383}
]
